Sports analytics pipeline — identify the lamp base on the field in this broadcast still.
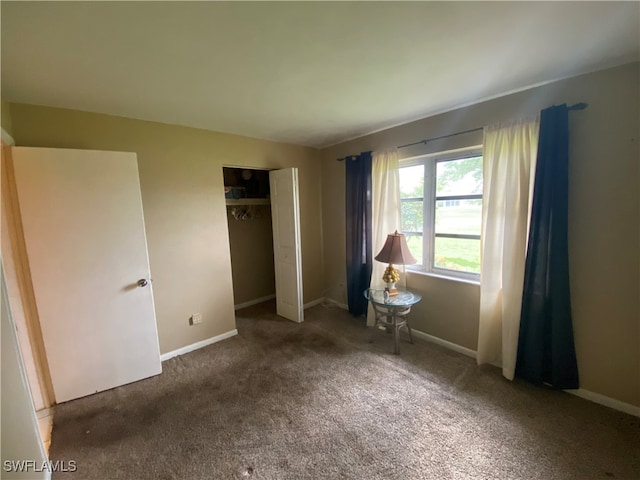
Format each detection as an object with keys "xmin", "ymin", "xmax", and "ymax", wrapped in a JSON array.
[{"xmin": 385, "ymin": 282, "xmax": 398, "ymax": 296}]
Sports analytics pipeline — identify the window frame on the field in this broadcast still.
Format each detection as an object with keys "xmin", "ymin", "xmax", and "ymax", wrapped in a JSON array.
[{"xmin": 400, "ymin": 145, "xmax": 483, "ymax": 282}]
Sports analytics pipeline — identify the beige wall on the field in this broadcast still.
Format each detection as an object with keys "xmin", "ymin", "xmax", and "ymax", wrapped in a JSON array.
[
  {"xmin": 9, "ymin": 105, "xmax": 324, "ymax": 354},
  {"xmin": 6, "ymin": 63, "xmax": 638, "ymax": 407},
  {"xmin": 1, "ymin": 96, "xmax": 13, "ymax": 138},
  {"xmin": 227, "ymin": 205, "xmax": 276, "ymax": 305},
  {"xmin": 321, "ymin": 63, "xmax": 640, "ymax": 407}
]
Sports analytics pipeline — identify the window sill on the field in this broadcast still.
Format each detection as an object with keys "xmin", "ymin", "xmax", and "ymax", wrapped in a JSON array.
[{"xmin": 406, "ymin": 269, "xmax": 480, "ymax": 286}]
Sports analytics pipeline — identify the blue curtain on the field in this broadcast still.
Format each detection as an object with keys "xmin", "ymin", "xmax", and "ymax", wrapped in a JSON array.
[
  {"xmin": 345, "ymin": 152, "xmax": 373, "ymax": 317},
  {"xmin": 516, "ymin": 104, "xmax": 579, "ymax": 389}
]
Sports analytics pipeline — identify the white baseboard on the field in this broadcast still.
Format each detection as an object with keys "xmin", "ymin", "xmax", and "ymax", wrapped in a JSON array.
[
  {"xmin": 410, "ymin": 329, "xmax": 639, "ymax": 417},
  {"xmin": 411, "ymin": 328, "xmax": 478, "ymax": 359},
  {"xmin": 171, "ymin": 299, "xmax": 640, "ymax": 418},
  {"xmin": 235, "ymin": 296, "xmax": 325, "ymax": 311},
  {"xmin": 160, "ymin": 329, "xmax": 238, "ymax": 361},
  {"xmin": 566, "ymin": 388, "xmax": 640, "ymax": 417},
  {"xmin": 409, "ymin": 329, "xmax": 639, "ymax": 416},
  {"xmin": 36, "ymin": 406, "xmax": 56, "ymax": 419},
  {"xmin": 303, "ymin": 298, "xmax": 324, "ymax": 309},
  {"xmin": 235, "ymin": 296, "xmax": 335, "ymax": 311},
  {"xmin": 323, "ymin": 297, "xmax": 349, "ymax": 310},
  {"xmin": 234, "ymin": 294, "xmax": 275, "ymax": 310}
]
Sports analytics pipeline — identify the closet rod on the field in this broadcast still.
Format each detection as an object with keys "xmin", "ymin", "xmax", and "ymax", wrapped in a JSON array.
[{"xmin": 336, "ymin": 102, "xmax": 587, "ymax": 161}]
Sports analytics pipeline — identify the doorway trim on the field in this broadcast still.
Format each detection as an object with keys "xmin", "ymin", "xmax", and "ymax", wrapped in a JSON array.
[{"xmin": 1, "ymin": 136, "xmax": 55, "ymax": 411}]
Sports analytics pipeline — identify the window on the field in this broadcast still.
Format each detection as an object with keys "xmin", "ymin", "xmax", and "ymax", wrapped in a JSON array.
[{"xmin": 399, "ymin": 146, "xmax": 483, "ymax": 280}]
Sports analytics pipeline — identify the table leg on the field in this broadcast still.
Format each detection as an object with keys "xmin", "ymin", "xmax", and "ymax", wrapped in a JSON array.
[
  {"xmin": 406, "ymin": 318, "xmax": 414, "ymax": 344},
  {"xmin": 385, "ymin": 313, "xmax": 393, "ymax": 334},
  {"xmin": 394, "ymin": 315, "xmax": 400, "ymax": 355}
]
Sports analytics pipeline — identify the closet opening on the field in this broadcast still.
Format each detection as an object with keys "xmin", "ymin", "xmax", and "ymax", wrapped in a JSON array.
[{"xmin": 223, "ymin": 167, "xmax": 276, "ymax": 314}]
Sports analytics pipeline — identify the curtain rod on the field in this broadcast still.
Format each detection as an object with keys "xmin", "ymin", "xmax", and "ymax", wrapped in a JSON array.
[
  {"xmin": 336, "ymin": 127, "xmax": 482, "ymax": 161},
  {"xmin": 396, "ymin": 126, "xmax": 483, "ymax": 150},
  {"xmin": 398, "ymin": 102, "xmax": 588, "ymax": 150},
  {"xmin": 567, "ymin": 102, "xmax": 588, "ymax": 111},
  {"xmin": 336, "ymin": 102, "xmax": 588, "ymax": 161}
]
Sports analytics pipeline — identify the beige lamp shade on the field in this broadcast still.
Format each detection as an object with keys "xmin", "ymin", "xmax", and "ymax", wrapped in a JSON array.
[{"xmin": 374, "ymin": 230, "xmax": 417, "ymax": 265}]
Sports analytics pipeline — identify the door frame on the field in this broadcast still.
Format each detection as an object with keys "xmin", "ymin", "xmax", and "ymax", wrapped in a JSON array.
[{"xmin": 1, "ymin": 131, "xmax": 55, "ymax": 411}]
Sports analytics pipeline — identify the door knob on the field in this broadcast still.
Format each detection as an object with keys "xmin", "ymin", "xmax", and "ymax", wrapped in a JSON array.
[{"xmin": 137, "ymin": 279, "xmax": 148, "ymax": 287}]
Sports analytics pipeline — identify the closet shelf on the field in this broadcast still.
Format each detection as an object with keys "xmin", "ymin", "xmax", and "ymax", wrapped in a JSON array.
[{"xmin": 226, "ymin": 198, "xmax": 271, "ymax": 206}]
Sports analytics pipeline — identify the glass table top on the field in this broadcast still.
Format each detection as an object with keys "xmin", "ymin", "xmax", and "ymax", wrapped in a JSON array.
[{"xmin": 364, "ymin": 288, "xmax": 422, "ymax": 307}]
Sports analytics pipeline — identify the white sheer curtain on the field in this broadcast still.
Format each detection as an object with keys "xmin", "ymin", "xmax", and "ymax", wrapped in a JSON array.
[
  {"xmin": 477, "ymin": 117, "xmax": 540, "ymax": 379},
  {"xmin": 367, "ymin": 149, "xmax": 401, "ymax": 326}
]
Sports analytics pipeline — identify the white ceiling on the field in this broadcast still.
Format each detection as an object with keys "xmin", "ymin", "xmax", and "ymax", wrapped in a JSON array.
[{"xmin": 2, "ymin": 2, "xmax": 638, "ymax": 148}]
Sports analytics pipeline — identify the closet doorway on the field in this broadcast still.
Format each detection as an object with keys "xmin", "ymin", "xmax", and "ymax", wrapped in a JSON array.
[
  {"xmin": 223, "ymin": 166, "xmax": 304, "ymax": 323},
  {"xmin": 224, "ymin": 167, "xmax": 275, "ymax": 312}
]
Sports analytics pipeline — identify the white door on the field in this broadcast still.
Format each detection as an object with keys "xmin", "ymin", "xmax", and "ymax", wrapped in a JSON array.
[
  {"xmin": 269, "ymin": 168, "xmax": 304, "ymax": 323},
  {"xmin": 11, "ymin": 147, "xmax": 162, "ymax": 403}
]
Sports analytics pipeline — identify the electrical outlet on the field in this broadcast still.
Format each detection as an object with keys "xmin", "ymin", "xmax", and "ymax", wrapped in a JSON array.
[{"xmin": 190, "ymin": 313, "xmax": 202, "ymax": 325}]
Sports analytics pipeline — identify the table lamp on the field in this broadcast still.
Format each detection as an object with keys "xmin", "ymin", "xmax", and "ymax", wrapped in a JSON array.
[{"xmin": 374, "ymin": 230, "xmax": 417, "ymax": 296}]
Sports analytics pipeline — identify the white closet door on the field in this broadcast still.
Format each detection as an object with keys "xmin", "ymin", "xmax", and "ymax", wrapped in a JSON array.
[
  {"xmin": 12, "ymin": 147, "xmax": 162, "ymax": 403},
  {"xmin": 269, "ymin": 168, "xmax": 304, "ymax": 323}
]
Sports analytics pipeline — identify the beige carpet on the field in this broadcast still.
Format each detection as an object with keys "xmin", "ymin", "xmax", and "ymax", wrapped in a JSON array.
[{"xmin": 50, "ymin": 301, "xmax": 639, "ymax": 479}]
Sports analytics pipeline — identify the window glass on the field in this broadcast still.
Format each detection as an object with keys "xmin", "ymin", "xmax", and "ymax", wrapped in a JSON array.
[
  {"xmin": 399, "ymin": 148, "xmax": 482, "ymax": 279},
  {"xmin": 436, "ymin": 156, "xmax": 483, "ymax": 196},
  {"xmin": 399, "ymin": 164, "xmax": 424, "ymax": 198},
  {"xmin": 406, "ymin": 234, "xmax": 423, "ymax": 266},
  {"xmin": 401, "ymin": 200, "xmax": 423, "ymax": 234},
  {"xmin": 400, "ymin": 163, "xmax": 425, "ymax": 267},
  {"xmin": 434, "ymin": 237, "xmax": 481, "ymax": 274},
  {"xmin": 435, "ymin": 199, "xmax": 482, "ymax": 236}
]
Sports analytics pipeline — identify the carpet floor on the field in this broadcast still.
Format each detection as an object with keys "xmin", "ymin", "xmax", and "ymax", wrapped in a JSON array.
[{"xmin": 49, "ymin": 301, "xmax": 639, "ymax": 479}]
